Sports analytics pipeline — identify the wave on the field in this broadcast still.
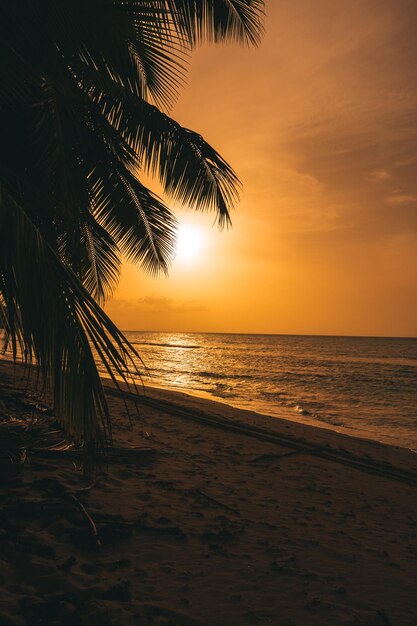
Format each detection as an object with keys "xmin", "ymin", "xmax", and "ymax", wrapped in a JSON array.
[
  {"xmin": 118, "ymin": 331, "xmax": 417, "ymax": 449},
  {"xmin": 198, "ymin": 370, "xmax": 252, "ymax": 380},
  {"xmin": 131, "ymin": 341, "xmax": 201, "ymax": 350},
  {"xmin": 294, "ymin": 404, "xmax": 311, "ymax": 416}
]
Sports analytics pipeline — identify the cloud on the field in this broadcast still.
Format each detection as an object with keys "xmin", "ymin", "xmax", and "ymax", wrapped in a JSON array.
[
  {"xmin": 370, "ymin": 170, "xmax": 392, "ymax": 182},
  {"xmin": 108, "ymin": 294, "xmax": 207, "ymax": 315},
  {"xmin": 106, "ymin": 0, "xmax": 417, "ymax": 336},
  {"xmin": 137, "ymin": 295, "xmax": 206, "ymax": 313},
  {"xmin": 385, "ymin": 193, "xmax": 417, "ymax": 205}
]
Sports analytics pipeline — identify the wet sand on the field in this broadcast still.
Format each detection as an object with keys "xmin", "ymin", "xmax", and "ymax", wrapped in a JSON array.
[{"xmin": 0, "ymin": 359, "xmax": 417, "ymax": 625}]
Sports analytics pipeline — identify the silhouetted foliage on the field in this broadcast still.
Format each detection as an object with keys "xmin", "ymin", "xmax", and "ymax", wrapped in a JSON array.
[{"xmin": 0, "ymin": 1, "xmax": 264, "ymax": 469}]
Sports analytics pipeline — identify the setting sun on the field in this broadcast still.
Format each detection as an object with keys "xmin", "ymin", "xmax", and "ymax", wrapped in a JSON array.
[
  {"xmin": 175, "ymin": 225, "xmax": 205, "ymax": 261},
  {"xmin": 3, "ymin": 4, "xmax": 417, "ymax": 625}
]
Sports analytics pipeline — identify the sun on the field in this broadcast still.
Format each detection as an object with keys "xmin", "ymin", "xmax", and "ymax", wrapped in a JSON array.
[{"xmin": 175, "ymin": 225, "xmax": 205, "ymax": 261}]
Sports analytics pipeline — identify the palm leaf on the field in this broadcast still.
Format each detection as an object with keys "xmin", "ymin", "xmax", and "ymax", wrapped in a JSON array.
[
  {"xmin": 0, "ymin": 185, "xmax": 141, "ymax": 472},
  {"xmin": 91, "ymin": 92, "xmax": 240, "ymax": 226},
  {"xmin": 90, "ymin": 164, "xmax": 178, "ymax": 274},
  {"xmin": 0, "ymin": 0, "xmax": 264, "ymax": 469},
  {"xmin": 166, "ymin": 0, "xmax": 265, "ymax": 46}
]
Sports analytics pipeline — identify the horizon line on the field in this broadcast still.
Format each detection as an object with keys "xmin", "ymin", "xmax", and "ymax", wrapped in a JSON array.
[{"xmin": 120, "ymin": 330, "xmax": 417, "ymax": 340}]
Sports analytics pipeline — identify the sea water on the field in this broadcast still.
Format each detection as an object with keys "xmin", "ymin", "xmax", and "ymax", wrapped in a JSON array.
[{"xmin": 116, "ymin": 332, "xmax": 417, "ymax": 450}]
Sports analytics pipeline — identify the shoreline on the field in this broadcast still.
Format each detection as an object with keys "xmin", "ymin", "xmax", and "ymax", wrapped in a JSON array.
[
  {"xmin": 1, "ymin": 358, "xmax": 417, "ymax": 624},
  {"xmin": 105, "ymin": 378, "xmax": 417, "ymax": 480},
  {"xmin": 3, "ymin": 344, "xmax": 417, "ymax": 452},
  {"xmin": 100, "ymin": 369, "xmax": 417, "ymax": 456},
  {"xmin": 2, "ymin": 354, "xmax": 416, "ymax": 465},
  {"xmin": 141, "ymin": 379, "xmax": 417, "ymax": 454},
  {"xmin": 1, "ymin": 354, "xmax": 416, "ymax": 475}
]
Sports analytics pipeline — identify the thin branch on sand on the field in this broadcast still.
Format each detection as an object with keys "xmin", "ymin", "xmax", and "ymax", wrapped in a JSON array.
[{"xmin": 66, "ymin": 492, "xmax": 101, "ymax": 549}]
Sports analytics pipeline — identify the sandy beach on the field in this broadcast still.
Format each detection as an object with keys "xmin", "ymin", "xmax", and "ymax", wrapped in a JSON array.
[{"xmin": 1, "ymin": 358, "xmax": 417, "ymax": 626}]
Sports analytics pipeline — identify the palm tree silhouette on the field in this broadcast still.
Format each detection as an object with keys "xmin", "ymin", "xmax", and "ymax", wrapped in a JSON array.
[{"xmin": 0, "ymin": 1, "xmax": 264, "ymax": 469}]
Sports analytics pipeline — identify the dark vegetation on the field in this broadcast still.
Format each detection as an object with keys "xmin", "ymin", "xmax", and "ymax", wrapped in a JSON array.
[{"xmin": 0, "ymin": 1, "xmax": 264, "ymax": 469}]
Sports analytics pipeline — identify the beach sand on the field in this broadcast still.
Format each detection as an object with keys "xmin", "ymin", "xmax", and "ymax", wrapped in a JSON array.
[{"xmin": 0, "ymin": 358, "xmax": 416, "ymax": 626}]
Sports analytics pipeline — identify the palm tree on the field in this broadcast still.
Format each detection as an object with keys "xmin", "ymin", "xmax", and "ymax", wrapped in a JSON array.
[{"xmin": 0, "ymin": 1, "xmax": 264, "ymax": 470}]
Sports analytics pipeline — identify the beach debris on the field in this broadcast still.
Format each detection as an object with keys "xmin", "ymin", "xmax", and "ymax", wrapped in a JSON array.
[
  {"xmin": 66, "ymin": 491, "xmax": 101, "ymax": 549},
  {"xmin": 29, "ymin": 476, "xmax": 101, "ymax": 549},
  {"xmin": 75, "ymin": 478, "xmax": 98, "ymax": 494}
]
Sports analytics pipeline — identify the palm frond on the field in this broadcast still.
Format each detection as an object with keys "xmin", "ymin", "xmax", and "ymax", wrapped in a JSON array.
[
  {"xmin": 0, "ymin": 0, "xmax": 264, "ymax": 469},
  {"xmin": 94, "ymin": 93, "xmax": 240, "ymax": 226},
  {"xmin": 90, "ymin": 164, "xmax": 178, "ymax": 274},
  {"xmin": 23, "ymin": 1, "xmax": 188, "ymax": 110},
  {"xmin": 80, "ymin": 218, "xmax": 121, "ymax": 303},
  {"xmin": 0, "ymin": 185, "xmax": 140, "ymax": 471},
  {"xmin": 166, "ymin": 0, "xmax": 265, "ymax": 46}
]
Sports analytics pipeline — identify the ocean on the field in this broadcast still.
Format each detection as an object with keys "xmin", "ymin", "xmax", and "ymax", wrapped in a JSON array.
[{"xmin": 115, "ymin": 332, "xmax": 417, "ymax": 450}]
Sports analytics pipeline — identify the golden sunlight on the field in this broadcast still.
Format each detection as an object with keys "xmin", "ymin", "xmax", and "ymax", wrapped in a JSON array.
[{"xmin": 175, "ymin": 224, "xmax": 205, "ymax": 262}]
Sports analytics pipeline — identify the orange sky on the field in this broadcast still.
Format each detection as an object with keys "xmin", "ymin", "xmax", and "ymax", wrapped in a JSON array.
[{"xmin": 106, "ymin": 1, "xmax": 417, "ymax": 337}]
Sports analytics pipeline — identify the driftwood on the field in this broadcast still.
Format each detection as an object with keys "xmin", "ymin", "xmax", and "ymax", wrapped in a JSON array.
[
  {"xmin": 36, "ymin": 477, "xmax": 101, "ymax": 549},
  {"xmin": 66, "ymin": 492, "xmax": 101, "ymax": 549},
  {"xmin": 75, "ymin": 479, "xmax": 98, "ymax": 494}
]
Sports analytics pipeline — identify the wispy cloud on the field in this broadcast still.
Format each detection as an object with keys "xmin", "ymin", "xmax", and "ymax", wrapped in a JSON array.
[
  {"xmin": 108, "ymin": 294, "xmax": 207, "ymax": 315},
  {"xmin": 386, "ymin": 193, "xmax": 417, "ymax": 205},
  {"xmin": 370, "ymin": 170, "xmax": 391, "ymax": 182},
  {"xmin": 136, "ymin": 295, "xmax": 206, "ymax": 313}
]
